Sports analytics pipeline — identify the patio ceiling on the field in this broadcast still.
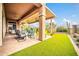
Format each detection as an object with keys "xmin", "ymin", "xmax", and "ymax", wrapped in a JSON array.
[
  {"xmin": 4, "ymin": 3, "xmax": 55, "ymax": 23},
  {"xmin": 21, "ymin": 8, "xmax": 55, "ymax": 24}
]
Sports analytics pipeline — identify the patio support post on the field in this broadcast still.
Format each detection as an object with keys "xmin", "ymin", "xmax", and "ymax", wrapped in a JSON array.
[
  {"xmin": 2, "ymin": 4, "xmax": 7, "ymax": 40},
  {"xmin": 39, "ymin": 3, "xmax": 46, "ymax": 41},
  {"xmin": 50, "ymin": 19, "xmax": 53, "ymax": 34},
  {"xmin": 16, "ymin": 21, "xmax": 20, "ymax": 30}
]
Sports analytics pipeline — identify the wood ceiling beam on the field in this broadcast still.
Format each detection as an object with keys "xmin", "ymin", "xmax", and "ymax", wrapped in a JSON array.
[
  {"xmin": 18, "ymin": 6, "xmax": 42, "ymax": 22},
  {"xmin": 18, "ymin": 6, "xmax": 37, "ymax": 20}
]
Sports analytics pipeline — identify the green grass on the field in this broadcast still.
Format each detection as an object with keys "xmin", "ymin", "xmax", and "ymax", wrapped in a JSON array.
[{"xmin": 10, "ymin": 33, "xmax": 77, "ymax": 56}]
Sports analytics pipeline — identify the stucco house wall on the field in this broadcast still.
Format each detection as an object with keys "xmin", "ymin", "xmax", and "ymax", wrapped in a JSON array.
[{"xmin": 0, "ymin": 3, "xmax": 2, "ymax": 46}]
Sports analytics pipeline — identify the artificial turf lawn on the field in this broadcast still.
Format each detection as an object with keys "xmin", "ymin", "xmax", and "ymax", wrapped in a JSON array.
[{"xmin": 10, "ymin": 33, "xmax": 77, "ymax": 56}]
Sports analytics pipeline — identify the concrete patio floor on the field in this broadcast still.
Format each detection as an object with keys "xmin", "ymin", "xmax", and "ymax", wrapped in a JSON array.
[
  {"xmin": 0, "ymin": 34, "xmax": 51, "ymax": 56},
  {"xmin": 0, "ymin": 34, "xmax": 41, "ymax": 56}
]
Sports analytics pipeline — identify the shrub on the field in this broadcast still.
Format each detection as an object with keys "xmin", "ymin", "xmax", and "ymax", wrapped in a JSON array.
[{"xmin": 56, "ymin": 26, "xmax": 68, "ymax": 32}]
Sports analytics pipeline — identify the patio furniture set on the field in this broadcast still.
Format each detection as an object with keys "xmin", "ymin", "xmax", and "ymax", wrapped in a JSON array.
[{"xmin": 8, "ymin": 28, "xmax": 36, "ymax": 41}]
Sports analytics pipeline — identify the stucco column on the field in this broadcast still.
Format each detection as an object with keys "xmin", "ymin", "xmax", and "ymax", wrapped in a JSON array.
[
  {"xmin": 39, "ymin": 3, "xmax": 46, "ymax": 41},
  {"xmin": 16, "ymin": 21, "xmax": 20, "ymax": 30},
  {"xmin": 0, "ymin": 3, "xmax": 2, "ymax": 46},
  {"xmin": 50, "ymin": 19, "xmax": 53, "ymax": 34},
  {"xmin": 2, "ymin": 4, "xmax": 7, "ymax": 40}
]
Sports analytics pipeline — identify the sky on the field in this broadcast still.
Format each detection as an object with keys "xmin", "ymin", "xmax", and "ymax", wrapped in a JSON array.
[
  {"xmin": 30, "ymin": 3, "xmax": 79, "ymax": 27},
  {"xmin": 47, "ymin": 3, "xmax": 79, "ymax": 26}
]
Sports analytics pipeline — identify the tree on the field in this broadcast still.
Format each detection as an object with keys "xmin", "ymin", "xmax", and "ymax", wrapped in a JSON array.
[{"xmin": 56, "ymin": 26, "xmax": 68, "ymax": 32}]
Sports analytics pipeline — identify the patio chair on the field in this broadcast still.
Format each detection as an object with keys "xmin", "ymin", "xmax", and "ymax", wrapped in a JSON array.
[
  {"xmin": 27, "ymin": 30, "xmax": 32, "ymax": 38},
  {"xmin": 27, "ymin": 28, "xmax": 35, "ymax": 39},
  {"xmin": 15, "ymin": 30, "xmax": 26, "ymax": 41}
]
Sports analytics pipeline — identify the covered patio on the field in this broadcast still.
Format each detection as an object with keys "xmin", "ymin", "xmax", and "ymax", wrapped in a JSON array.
[
  {"xmin": 3, "ymin": 3, "xmax": 55, "ymax": 41},
  {"xmin": 0, "ymin": 3, "xmax": 55, "ymax": 55}
]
